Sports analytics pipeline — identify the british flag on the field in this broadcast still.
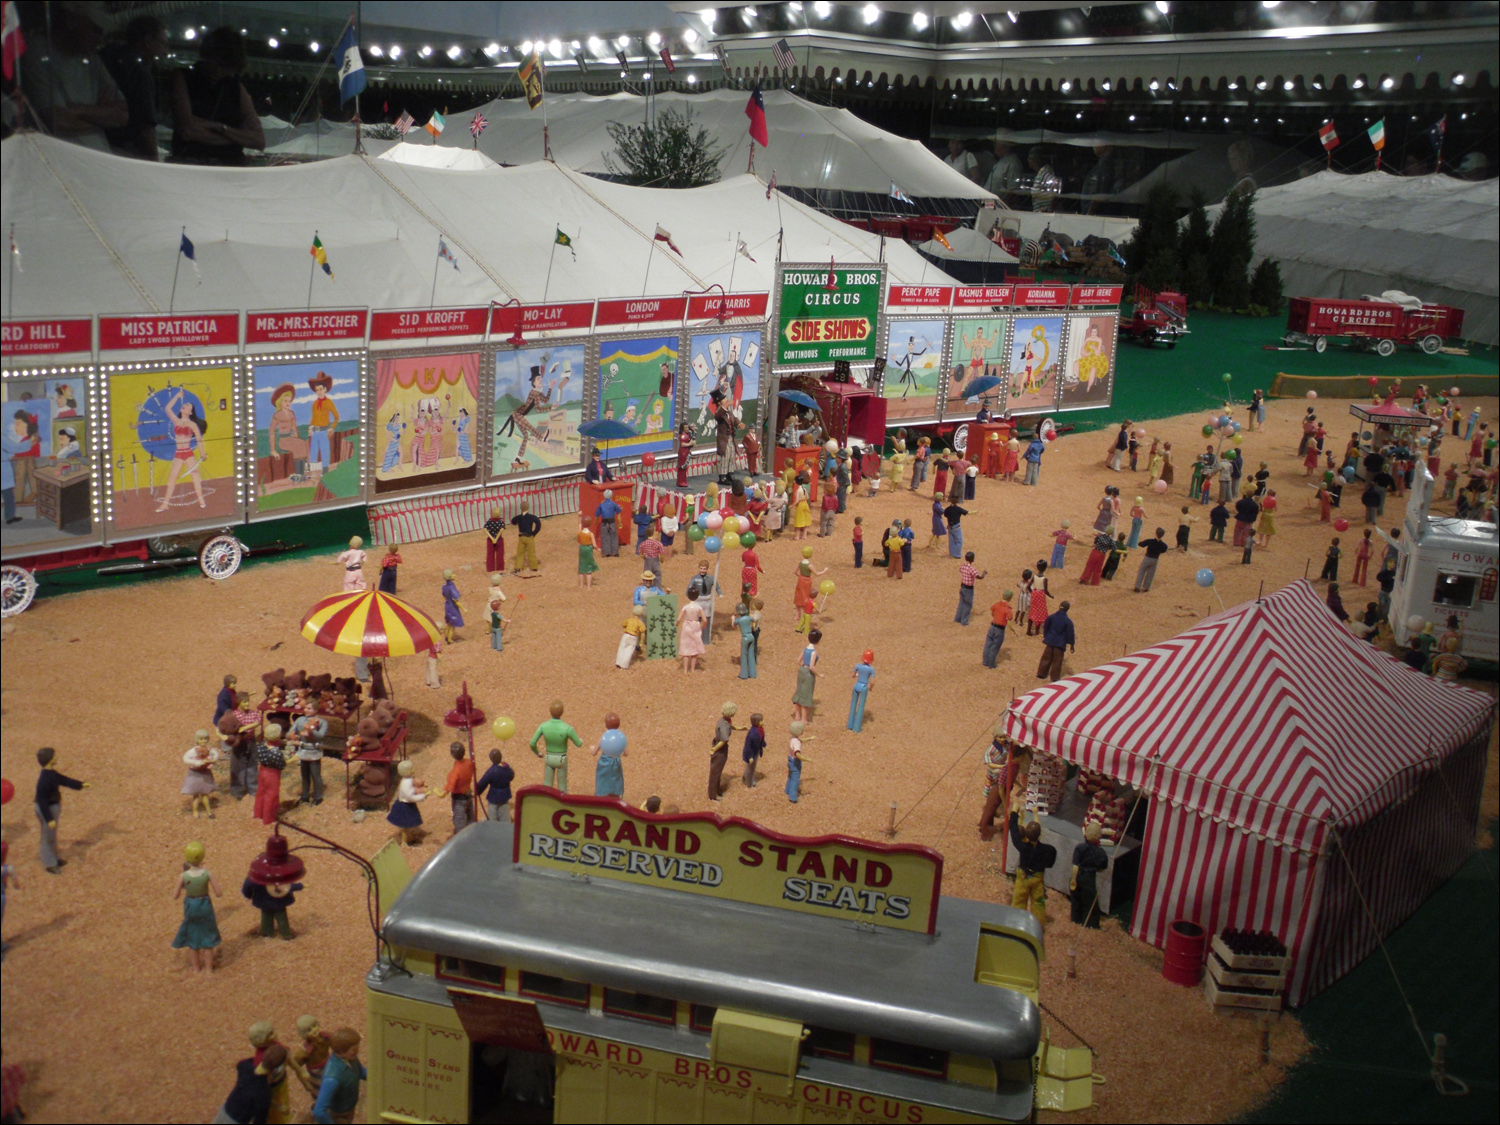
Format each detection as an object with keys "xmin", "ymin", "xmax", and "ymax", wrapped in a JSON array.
[
  {"xmin": 470, "ymin": 112, "xmax": 488, "ymax": 139},
  {"xmin": 393, "ymin": 110, "xmax": 415, "ymax": 135}
]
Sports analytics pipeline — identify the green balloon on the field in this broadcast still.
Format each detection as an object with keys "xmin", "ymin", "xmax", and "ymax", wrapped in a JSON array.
[
  {"xmin": 1222, "ymin": 372, "xmax": 1233, "ymax": 382},
  {"xmin": 739, "ymin": 532, "xmax": 756, "ymax": 548},
  {"xmin": 687, "ymin": 524, "xmax": 705, "ymax": 541},
  {"xmin": 1202, "ymin": 424, "xmax": 1215, "ymax": 437}
]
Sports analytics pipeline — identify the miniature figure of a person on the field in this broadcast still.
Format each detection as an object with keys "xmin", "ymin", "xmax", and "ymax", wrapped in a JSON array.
[
  {"xmin": 386, "ymin": 760, "xmax": 427, "ymax": 846},
  {"xmin": 742, "ymin": 713, "xmax": 766, "ymax": 788},
  {"xmin": 686, "ymin": 560, "xmax": 722, "ymax": 646},
  {"xmin": 576, "ymin": 519, "xmax": 600, "ymax": 589},
  {"xmin": 439, "ymin": 571, "xmax": 464, "ymax": 643},
  {"xmin": 215, "ymin": 1044, "xmax": 288, "ymax": 1125},
  {"xmin": 337, "ymin": 536, "xmax": 366, "ymax": 592},
  {"xmin": 1008, "ymin": 803, "xmax": 1057, "ymax": 925},
  {"xmin": 592, "ymin": 714, "xmax": 627, "ymax": 798},
  {"xmin": 214, "ymin": 674, "xmax": 239, "ymax": 726},
  {"xmin": 848, "ymin": 651, "xmax": 876, "ymax": 733},
  {"xmin": 443, "ymin": 742, "xmax": 476, "ymax": 835},
  {"xmin": 290, "ymin": 715, "xmax": 328, "ymax": 806},
  {"xmin": 529, "ymin": 701, "xmax": 582, "ymax": 792},
  {"xmin": 511, "ymin": 501, "xmax": 542, "ymax": 574},
  {"xmin": 378, "ymin": 543, "xmax": 402, "ymax": 594},
  {"xmin": 595, "ymin": 489, "xmax": 622, "ymax": 557},
  {"xmin": 290, "ymin": 1015, "xmax": 332, "ymax": 1100},
  {"xmin": 792, "ymin": 629, "xmax": 822, "ymax": 725},
  {"xmin": 1069, "ymin": 823, "xmax": 1109, "ymax": 928},
  {"xmin": 977, "ymin": 729, "xmax": 1010, "ymax": 837},
  {"xmin": 477, "ymin": 750, "xmax": 516, "ymax": 822},
  {"xmin": 252, "ymin": 723, "xmax": 287, "ymax": 826},
  {"xmin": 733, "ymin": 602, "xmax": 758, "ymax": 679},
  {"xmin": 483, "ymin": 507, "xmax": 507, "ymax": 573},
  {"xmin": 983, "ymin": 591, "xmax": 1015, "ymax": 669},
  {"xmin": 181, "ymin": 729, "xmax": 220, "ymax": 819},
  {"xmin": 1102, "ymin": 534, "xmax": 1129, "ymax": 582},
  {"xmin": 617, "ymin": 605, "xmax": 646, "ymax": 669},
  {"xmin": 311, "ymin": 1029, "xmax": 366, "ymax": 1125},
  {"xmin": 708, "ymin": 703, "xmax": 745, "ymax": 801},
  {"xmin": 171, "ymin": 840, "xmax": 222, "ymax": 974},
  {"xmin": 1320, "ymin": 537, "xmax": 1341, "ymax": 582},
  {"xmin": 786, "ymin": 721, "xmax": 812, "ymax": 803}
]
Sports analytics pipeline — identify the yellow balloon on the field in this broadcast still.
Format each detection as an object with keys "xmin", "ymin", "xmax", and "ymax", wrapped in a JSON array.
[
  {"xmin": 722, "ymin": 516, "xmax": 740, "ymax": 536},
  {"xmin": 818, "ymin": 579, "xmax": 836, "ymax": 596},
  {"xmin": 491, "ymin": 716, "xmax": 517, "ymax": 741},
  {"xmin": 721, "ymin": 532, "xmax": 741, "ymax": 550},
  {"xmin": 1231, "ymin": 433, "xmax": 1244, "ymax": 446}
]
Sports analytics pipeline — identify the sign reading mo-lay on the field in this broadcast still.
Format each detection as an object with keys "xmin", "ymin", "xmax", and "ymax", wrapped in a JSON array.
[{"xmin": 775, "ymin": 264, "xmax": 884, "ymax": 367}]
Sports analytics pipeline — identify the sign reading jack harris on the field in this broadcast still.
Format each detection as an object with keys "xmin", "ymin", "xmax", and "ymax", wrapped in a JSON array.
[
  {"xmin": 514, "ymin": 788, "xmax": 942, "ymax": 934},
  {"xmin": 775, "ymin": 263, "xmax": 884, "ymax": 367}
]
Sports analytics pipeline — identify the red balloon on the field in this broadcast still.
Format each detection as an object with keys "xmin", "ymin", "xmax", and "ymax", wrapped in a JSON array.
[
  {"xmin": 641, "ymin": 452, "xmax": 656, "ymax": 467},
  {"xmin": 1367, "ymin": 376, "xmax": 1379, "ymax": 386},
  {"xmin": 1333, "ymin": 518, "xmax": 1350, "ymax": 532},
  {"xmin": 0, "ymin": 778, "xmax": 12, "ymax": 805}
]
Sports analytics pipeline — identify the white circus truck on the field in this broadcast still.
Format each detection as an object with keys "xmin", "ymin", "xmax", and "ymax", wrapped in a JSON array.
[{"xmin": 1388, "ymin": 465, "xmax": 1499, "ymax": 661}]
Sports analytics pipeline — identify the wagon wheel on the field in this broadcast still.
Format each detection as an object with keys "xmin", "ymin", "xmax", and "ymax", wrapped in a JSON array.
[
  {"xmin": 1, "ymin": 564, "xmax": 39, "ymax": 618},
  {"xmin": 952, "ymin": 424, "xmax": 970, "ymax": 454},
  {"xmin": 1376, "ymin": 339, "xmax": 1396, "ymax": 358},
  {"xmin": 1420, "ymin": 335, "xmax": 1443, "ymax": 355},
  {"xmin": 1313, "ymin": 337, "xmax": 1328, "ymax": 354},
  {"xmin": 199, "ymin": 535, "xmax": 245, "ymax": 581}
]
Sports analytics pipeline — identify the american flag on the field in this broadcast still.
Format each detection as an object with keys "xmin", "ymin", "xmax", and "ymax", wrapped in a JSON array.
[
  {"xmin": 393, "ymin": 110, "xmax": 414, "ymax": 135},
  {"xmin": 772, "ymin": 38, "xmax": 795, "ymax": 73},
  {"xmin": 470, "ymin": 112, "xmax": 488, "ymax": 139}
]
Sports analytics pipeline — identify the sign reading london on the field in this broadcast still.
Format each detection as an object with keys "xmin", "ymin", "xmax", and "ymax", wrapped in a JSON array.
[
  {"xmin": 774, "ymin": 264, "xmax": 883, "ymax": 368},
  {"xmin": 514, "ymin": 788, "xmax": 942, "ymax": 934}
]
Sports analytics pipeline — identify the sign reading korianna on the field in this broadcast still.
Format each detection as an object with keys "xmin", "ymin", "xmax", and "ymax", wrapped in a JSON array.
[
  {"xmin": 774, "ymin": 263, "xmax": 884, "ymax": 368},
  {"xmin": 514, "ymin": 788, "xmax": 942, "ymax": 934}
]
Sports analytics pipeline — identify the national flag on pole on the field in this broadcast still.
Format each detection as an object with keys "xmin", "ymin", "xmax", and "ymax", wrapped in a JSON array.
[
  {"xmin": 714, "ymin": 44, "xmax": 731, "ymax": 76},
  {"xmin": 659, "ymin": 46, "xmax": 675, "ymax": 73},
  {"xmin": 654, "ymin": 225, "xmax": 682, "ymax": 256},
  {"xmin": 520, "ymin": 50, "xmax": 545, "ymax": 110},
  {"xmin": 310, "ymin": 235, "xmax": 334, "ymax": 280},
  {"xmin": 824, "ymin": 257, "xmax": 837, "ymax": 291},
  {"xmin": 393, "ymin": 110, "xmax": 414, "ymax": 135},
  {"xmin": 179, "ymin": 231, "xmax": 200, "ymax": 280},
  {"xmin": 9, "ymin": 227, "xmax": 21, "ymax": 273},
  {"xmin": 1366, "ymin": 118, "xmax": 1385, "ymax": 150},
  {"xmin": 438, "ymin": 237, "xmax": 459, "ymax": 270},
  {"xmin": 772, "ymin": 38, "xmax": 795, "ymax": 73},
  {"xmin": 1318, "ymin": 121, "xmax": 1339, "ymax": 152},
  {"xmin": 1427, "ymin": 114, "xmax": 1446, "ymax": 152},
  {"xmin": 932, "ymin": 227, "xmax": 954, "ymax": 252},
  {"xmin": 745, "ymin": 82, "xmax": 769, "ymax": 147},
  {"xmin": 555, "ymin": 227, "xmax": 576, "ymax": 260},
  {"xmin": 890, "ymin": 183, "xmax": 913, "ymax": 205},
  {"xmin": 1, "ymin": 0, "xmax": 24, "ymax": 81},
  {"xmin": 425, "ymin": 110, "xmax": 446, "ymax": 137},
  {"xmin": 615, "ymin": 49, "xmax": 630, "ymax": 75},
  {"xmin": 766, "ymin": 170, "xmax": 778, "ymax": 199},
  {"xmin": 470, "ymin": 112, "xmax": 488, "ymax": 139},
  {"xmin": 334, "ymin": 25, "xmax": 366, "ymax": 104},
  {"xmin": 736, "ymin": 239, "xmax": 756, "ymax": 263}
]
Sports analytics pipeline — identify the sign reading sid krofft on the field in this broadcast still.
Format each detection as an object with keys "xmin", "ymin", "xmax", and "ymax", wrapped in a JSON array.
[
  {"xmin": 514, "ymin": 788, "xmax": 942, "ymax": 934},
  {"xmin": 774, "ymin": 262, "xmax": 884, "ymax": 368}
]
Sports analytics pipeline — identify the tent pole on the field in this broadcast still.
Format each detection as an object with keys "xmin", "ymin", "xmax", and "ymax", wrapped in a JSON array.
[
  {"xmin": 5, "ymin": 223, "xmax": 15, "ymax": 318},
  {"xmin": 429, "ymin": 235, "xmax": 442, "ymax": 308},
  {"xmin": 169, "ymin": 225, "xmax": 184, "ymax": 314},
  {"xmin": 727, "ymin": 230, "xmax": 739, "ymax": 294},
  {"xmin": 543, "ymin": 234, "xmax": 559, "ymax": 303},
  {"xmin": 306, "ymin": 229, "xmax": 318, "ymax": 310},
  {"xmin": 642, "ymin": 239, "xmax": 655, "ymax": 296}
]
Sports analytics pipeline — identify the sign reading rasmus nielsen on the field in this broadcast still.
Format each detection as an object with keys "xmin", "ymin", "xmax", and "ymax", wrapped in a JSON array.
[{"xmin": 774, "ymin": 264, "xmax": 883, "ymax": 367}]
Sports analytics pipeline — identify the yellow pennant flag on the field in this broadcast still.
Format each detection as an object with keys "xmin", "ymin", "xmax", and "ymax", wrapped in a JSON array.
[
  {"xmin": 933, "ymin": 227, "xmax": 954, "ymax": 252},
  {"xmin": 519, "ymin": 51, "xmax": 544, "ymax": 111}
]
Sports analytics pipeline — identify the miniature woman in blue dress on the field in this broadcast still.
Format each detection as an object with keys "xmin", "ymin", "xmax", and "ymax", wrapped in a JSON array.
[{"xmin": 592, "ymin": 713, "xmax": 627, "ymax": 797}]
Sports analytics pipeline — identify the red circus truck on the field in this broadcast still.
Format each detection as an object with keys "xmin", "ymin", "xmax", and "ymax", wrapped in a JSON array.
[{"xmin": 1283, "ymin": 295, "xmax": 1465, "ymax": 357}]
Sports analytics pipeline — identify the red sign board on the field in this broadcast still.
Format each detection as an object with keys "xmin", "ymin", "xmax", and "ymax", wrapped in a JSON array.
[
  {"xmin": 687, "ymin": 292, "xmax": 770, "ymax": 321},
  {"xmin": 887, "ymin": 285, "xmax": 954, "ymax": 308},
  {"xmin": 98, "ymin": 312, "xmax": 239, "ymax": 350},
  {"xmin": 1071, "ymin": 285, "xmax": 1124, "ymax": 307},
  {"xmin": 594, "ymin": 295, "xmax": 689, "ymax": 327},
  {"xmin": 244, "ymin": 308, "xmax": 368, "ymax": 344},
  {"xmin": 953, "ymin": 285, "xmax": 1014, "ymax": 309},
  {"xmin": 490, "ymin": 301, "xmax": 596, "ymax": 336},
  {"xmin": 369, "ymin": 306, "xmax": 489, "ymax": 341},
  {"xmin": 2, "ymin": 317, "xmax": 93, "ymax": 357},
  {"xmin": 1014, "ymin": 284, "xmax": 1071, "ymax": 308}
]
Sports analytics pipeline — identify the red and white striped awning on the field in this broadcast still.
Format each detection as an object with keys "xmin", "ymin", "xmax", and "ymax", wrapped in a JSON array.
[{"xmin": 1005, "ymin": 581, "xmax": 1493, "ymax": 854}]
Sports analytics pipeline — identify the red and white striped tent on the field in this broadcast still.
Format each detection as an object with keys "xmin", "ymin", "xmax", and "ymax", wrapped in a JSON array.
[{"xmin": 1005, "ymin": 581, "xmax": 1493, "ymax": 1006}]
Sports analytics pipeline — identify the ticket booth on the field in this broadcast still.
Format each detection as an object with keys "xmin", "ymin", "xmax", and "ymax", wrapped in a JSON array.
[
  {"xmin": 579, "ymin": 477, "xmax": 637, "ymax": 548},
  {"xmin": 968, "ymin": 421, "xmax": 1014, "ymax": 477}
]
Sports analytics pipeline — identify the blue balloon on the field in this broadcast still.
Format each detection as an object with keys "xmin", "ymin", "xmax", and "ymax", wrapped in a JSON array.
[
  {"xmin": 1195, "ymin": 568, "xmax": 1216, "ymax": 588},
  {"xmin": 697, "ymin": 512, "xmax": 712, "ymax": 529},
  {"xmin": 599, "ymin": 729, "xmax": 627, "ymax": 754},
  {"xmin": 1342, "ymin": 466, "xmax": 1356, "ymax": 480},
  {"xmin": 704, "ymin": 535, "xmax": 722, "ymax": 554},
  {"xmin": 1217, "ymin": 415, "xmax": 1231, "ymax": 428},
  {"xmin": 1231, "ymin": 421, "xmax": 1242, "ymax": 433}
]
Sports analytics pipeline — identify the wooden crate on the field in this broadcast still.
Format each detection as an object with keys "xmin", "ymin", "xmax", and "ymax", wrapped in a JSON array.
[
  {"xmin": 1210, "ymin": 934, "xmax": 1287, "ymax": 973},
  {"xmin": 1208, "ymin": 952, "xmax": 1286, "ymax": 992},
  {"xmin": 1204, "ymin": 972, "xmax": 1283, "ymax": 1013}
]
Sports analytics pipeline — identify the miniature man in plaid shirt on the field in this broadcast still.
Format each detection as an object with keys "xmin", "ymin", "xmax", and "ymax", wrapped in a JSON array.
[{"xmin": 954, "ymin": 551, "xmax": 987, "ymax": 626}]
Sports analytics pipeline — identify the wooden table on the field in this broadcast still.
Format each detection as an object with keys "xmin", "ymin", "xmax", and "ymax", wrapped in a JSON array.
[{"xmin": 34, "ymin": 462, "xmax": 92, "ymax": 532}]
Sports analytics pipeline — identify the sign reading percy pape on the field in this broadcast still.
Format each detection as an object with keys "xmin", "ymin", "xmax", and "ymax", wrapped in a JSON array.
[
  {"xmin": 774, "ymin": 264, "xmax": 884, "ymax": 368},
  {"xmin": 514, "ymin": 788, "xmax": 942, "ymax": 934}
]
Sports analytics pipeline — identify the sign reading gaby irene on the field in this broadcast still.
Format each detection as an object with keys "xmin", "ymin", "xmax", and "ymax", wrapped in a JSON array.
[
  {"xmin": 775, "ymin": 263, "xmax": 884, "ymax": 367},
  {"xmin": 514, "ymin": 789, "xmax": 942, "ymax": 934}
]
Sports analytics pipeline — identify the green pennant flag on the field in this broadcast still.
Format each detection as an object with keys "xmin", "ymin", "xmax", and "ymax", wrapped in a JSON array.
[{"xmin": 555, "ymin": 227, "xmax": 576, "ymax": 260}]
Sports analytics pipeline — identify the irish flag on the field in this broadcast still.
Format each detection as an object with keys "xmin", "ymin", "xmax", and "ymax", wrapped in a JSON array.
[
  {"xmin": 426, "ymin": 110, "xmax": 446, "ymax": 138},
  {"xmin": 1366, "ymin": 119, "xmax": 1385, "ymax": 150}
]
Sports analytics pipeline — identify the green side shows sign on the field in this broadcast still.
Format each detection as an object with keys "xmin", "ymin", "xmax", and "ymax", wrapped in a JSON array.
[{"xmin": 775, "ymin": 264, "xmax": 883, "ymax": 367}]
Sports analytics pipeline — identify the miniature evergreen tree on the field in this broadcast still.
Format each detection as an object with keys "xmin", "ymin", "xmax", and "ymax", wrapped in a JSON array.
[
  {"xmin": 1121, "ymin": 183, "xmax": 1179, "ymax": 282},
  {"xmin": 1180, "ymin": 189, "xmax": 1212, "ymax": 269},
  {"xmin": 605, "ymin": 108, "xmax": 725, "ymax": 188},
  {"xmin": 1181, "ymin": 253, "xmax": 1213, "ymax": 305},
  {"xmin": 1209, "ymin": 190, "xmax": 1256, "ymax": 309},
  {"xmin": 1249, "ymin": 256, "xmax": 1284, "ymax": 313}
]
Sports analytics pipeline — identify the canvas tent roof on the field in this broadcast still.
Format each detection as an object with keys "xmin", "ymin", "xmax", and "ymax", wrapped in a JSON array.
[
  {"xmin": 0, "ymin": 133, "xmax": 954, "ymax": 319},
  {"xmin": 1004, "ymin": 580, "xmax": 1492, "ymax": 852},
  {"xmin": 1209, "ymin": 171, "xmax": 1499, "ymax": 345},
  {"xmin": 914, "ymin": 227, "xmax": 1018, "ymax": 266},
  {"xmin": 268, "ymin": 89, "xmax": 995, "ymax": 203}
]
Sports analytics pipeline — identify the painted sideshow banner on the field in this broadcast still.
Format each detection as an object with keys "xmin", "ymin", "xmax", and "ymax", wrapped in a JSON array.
[
  {"xmin": 250, "ymin": 357, "xmax": 362, "ymax": 514},
  {"xmin": 882, "ymin": 318, "xmax": 945, "ymax": 422},
  {"xmin": 687, "ymin": 328, "xmax": 761, "ymax": 439},
  {"xmin": 1058, "ymin": 314, "xmax": 1116, "ymax": 411},
  {"xmin": 1007, "ymin": 315, "xmax": 1064, "ymax": 413},
  {"xmin": 492, "ymin": 343, "xmax": 585, "ymax": 477},
  {"xmin": 596, "ymin": 334, "xmax": 678, "ymax": 457},
  {"xmin": 107, "ymin": 366, "xmax": 238, "ymax": 532},
  {"xmin": 1, "ymin": 372, "xmax": 94, "ymax": 551},
  {"xmin": 950, "ymin": 318, "xmax": 1009, "ymax": 413},
  {"xmin": 373, "ymin": 351, "xmax": 481, "ymax": 496}
]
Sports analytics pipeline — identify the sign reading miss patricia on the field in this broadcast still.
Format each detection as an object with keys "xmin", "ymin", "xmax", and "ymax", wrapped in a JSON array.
[
  {"xmin": 514, "ymin": 789, "xmax": 942, "ymax": 934},
  {"xmin": 775, "ymin": 264, "xmax": 884, "ymax": 368}
]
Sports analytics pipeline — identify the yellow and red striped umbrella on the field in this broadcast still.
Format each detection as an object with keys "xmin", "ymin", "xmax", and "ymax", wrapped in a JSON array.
[{"xmin": 300, "ymin": 590, "xmax": 443, "ymax": 657}]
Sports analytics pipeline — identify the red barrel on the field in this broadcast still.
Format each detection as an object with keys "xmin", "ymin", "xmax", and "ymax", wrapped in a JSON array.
[{"xmin": 1162, "ymin": 920, "xmax": 1206, "ymax": 986}]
